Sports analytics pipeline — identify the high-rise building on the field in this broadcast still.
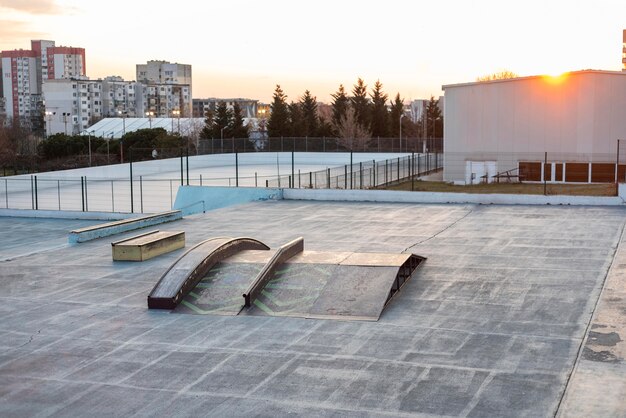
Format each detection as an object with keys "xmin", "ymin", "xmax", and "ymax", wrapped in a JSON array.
[
  {"xmin": 136, "ymin": 60, "xmax": 192, "ymax": 116},
  {"xmin": 1, "ymin": 49, "xmax": 40, "ymax": 126},
  {"xmin": 1, "ymin": 39, "xmax": 86, "ymax": 127}
]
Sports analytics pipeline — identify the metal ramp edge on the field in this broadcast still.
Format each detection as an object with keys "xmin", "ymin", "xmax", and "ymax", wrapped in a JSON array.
[
  {"xmin": 384, "ymin": 254, "xmax": 426, "ymax": 307},
  {"xmin": 243, "ymin": 237, "xmax": 304, "ymax": 308},
  {"xmin": 147, "ymin": 236, "xmax": 270, "ymax": 309}
]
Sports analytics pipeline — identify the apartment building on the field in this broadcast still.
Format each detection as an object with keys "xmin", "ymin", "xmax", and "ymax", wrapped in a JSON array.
[
  {"xmin": 42, "ymin": 76, "xmax": 189, "ymax": 135},
  {"xmin": 192, "ymin": 98, "xmax": 258, "ymax": 118},
  {"xmin": 136, "ymin": 60, "xmax": 192, "ymax": 115},
  {"xmin": 1, "ymin": 39, "xmax": 86, "ymax": 127},
  {"xmin": 42, "ymin": 78, "xmax": 102, "ymax": 135}
]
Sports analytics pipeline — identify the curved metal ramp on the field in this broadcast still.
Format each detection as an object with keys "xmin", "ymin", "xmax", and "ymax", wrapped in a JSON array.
[{"xmin": 147, "ymin": 237, "xmax": 269, "ymax": 310}]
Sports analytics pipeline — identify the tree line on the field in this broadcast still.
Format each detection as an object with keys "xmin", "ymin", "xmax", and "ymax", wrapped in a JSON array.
[
  {"xmin": 266, "ymin": 79, "xmax": 443, "ymax": 141},
  {"xmin": 199, "ymin": 102, "xmax": 249, "ymax": 140}
]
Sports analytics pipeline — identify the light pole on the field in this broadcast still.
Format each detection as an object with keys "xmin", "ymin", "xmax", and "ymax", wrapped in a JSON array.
[
  {"xmin": 399, "ymin": 114, "xmax": 405, "ymax": 152},
  {"xmin": 172, "ymin": 109, "xmax": 181, "ymax": 135},
  {"xmin": 62, "ymin": 112, "xmax": 71, "ymax": 135},
  {"xmin": 146, "ymin": 111, "xmax": 154, "ymax": 128},
  {"xmin": 118, "ymin": 110, "xmax": 127, "ymax": 136},
  {"xmin": 107, "ymin": 132, "xmax": 114, "ymax": 164},
  {"xmin": 45, "ymin": 111, "xmax": 55, "ymax": 138},
  {"xmin": 82, "ymin": 130, "xmax": 92, "ymax": 166}
]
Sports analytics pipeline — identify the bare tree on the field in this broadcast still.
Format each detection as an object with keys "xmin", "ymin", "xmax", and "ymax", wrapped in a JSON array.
[
  {"xmin": 476, "ymin": 70, "xmax": 518, "ymax": 82},
  {"xmin": 335, "ymin": 107, "xmax": 371, "ymax": 150}
]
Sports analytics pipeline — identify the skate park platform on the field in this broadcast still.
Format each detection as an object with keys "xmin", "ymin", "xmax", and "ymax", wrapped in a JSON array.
[
  {"xmin": 148, "ymin": 235, "xmax": 424, "ymax": 320},
  {"xmin": 0, "ymin": 200, "xmax": 625, "ymax": 417}
]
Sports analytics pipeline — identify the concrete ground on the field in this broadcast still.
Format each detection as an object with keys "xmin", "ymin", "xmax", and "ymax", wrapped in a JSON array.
[{"xmin": 0, "ymin": 201, "xmax": 625, "ymax": 417}]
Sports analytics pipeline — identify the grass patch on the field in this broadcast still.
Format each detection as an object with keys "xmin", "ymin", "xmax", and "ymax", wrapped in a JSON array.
[{"xmin": 384, "ymin": 180, "xmax": 617, "ymax": 196}]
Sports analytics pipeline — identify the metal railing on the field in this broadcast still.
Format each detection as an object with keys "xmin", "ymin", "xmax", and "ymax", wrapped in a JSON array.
[
  {"xmin": 0, "ymin": 153, "xmax": 442, "ymax": 214},
  {"xmin": 266, "ymin": 153, "xmax": 442, "ymax": 189}
]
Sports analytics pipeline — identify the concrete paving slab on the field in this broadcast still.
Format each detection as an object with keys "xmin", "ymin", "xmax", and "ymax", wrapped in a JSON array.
[{"xmin": 0, "ymin": 202, "xmax": 625, "ymax": 416}]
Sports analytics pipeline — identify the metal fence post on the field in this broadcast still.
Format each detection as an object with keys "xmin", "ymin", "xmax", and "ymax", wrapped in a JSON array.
[
  {"xmin": 84, "ymin": 177, "xmax": 88, "ymax": 212},
  {"xmin": 80, "ymin": 177, "xmax": 85, "ymax": 212},
  {"xmin": 4, "ymin": 179, "xmax": 8, "ymax": 208},
  {"xmin": 344, "ymin": 165, "xmax": 347, "ymax": 189},
  {"xmin": 30, "ymin": 175, "xmax": 34, "ymax": 210},
  {"xmin": 309, "ymin": 172, "xmax": 313, "ymax": 189},
  {"xmin": 235, "ymin": 152, "xmax": 239, "ymax": 187},
  {"xmin": 411, "ymin": 152, "xmax": 415, "ymax": 191},
  {"xmin": 186, "ymin": 146, "xmax": 190, "ymax": 185},
  {"xmin": 359, "ymin": 162, "xmax": 363, "ymax": 189},
  {"xmin": 180, "ymin": 147, "xmax": 184, "ymax": 186},
  {"xmin": 140, "ymin": 175, "xmax": 144, "ymax": 213},
  {"xmin": 129, "ymin": 148, "xmax": 134, "ymax": 213},
  {"xmin": 34, "ymin": 175, "xmax": 38, "ymax": 210},
  {"xmin": 327, "ymin": 168, "xmax": 330, "ymax": 189},
  {"xmin": 291, "ymin": 151, "xmax": 294, "ymax": 187},
  {"xmin": 350, "ymin": 152, "xmax": 353, "ymax": 189},
  {"xmin": 397, "ymin": 157, "xmax": 400, "ymax": 182}
]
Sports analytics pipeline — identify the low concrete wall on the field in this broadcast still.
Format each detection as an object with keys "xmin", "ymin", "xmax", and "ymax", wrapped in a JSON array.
[
  {"xmin": 283, "ymin": 188, "xmax": 626, "ymax": 206},
  {"xmin": 68, "ymin": 210, "xmax": 183, "ymax": 243},
  {"xmin": 173, "ymin": 186, "xmax": 283, "ymax": 215},
  {"xmin": 0, "ymin": 209, "xmax": 134, "ymax": 220}
]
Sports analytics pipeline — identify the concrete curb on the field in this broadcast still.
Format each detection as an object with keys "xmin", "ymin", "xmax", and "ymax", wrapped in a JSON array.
[
  {"xmin": 283, "ymin": 188, "xmax": 626, "ymax": 206},
  {"xmin": 68, "ymin": 210, "xmax": 183, "ymax": 243},
  {"xmin": 0, "ymin": 208, "xmax": 135, "ymax": 220}
]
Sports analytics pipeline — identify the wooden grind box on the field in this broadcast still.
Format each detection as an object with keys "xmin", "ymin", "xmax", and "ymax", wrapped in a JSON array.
[{"xmin": 112, "ymin": 230, "xmax": 185, "ymax": 261}]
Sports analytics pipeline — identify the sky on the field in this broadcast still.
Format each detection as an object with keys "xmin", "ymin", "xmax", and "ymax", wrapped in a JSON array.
[{"xmin": 1, "ymin": 0, "xmax": 625, "ymax": 103}]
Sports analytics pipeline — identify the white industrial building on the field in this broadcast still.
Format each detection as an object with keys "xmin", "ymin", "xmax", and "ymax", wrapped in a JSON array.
[{"xmin": 442, "ymin": 70, "xmax": 626, "ymax": 184}]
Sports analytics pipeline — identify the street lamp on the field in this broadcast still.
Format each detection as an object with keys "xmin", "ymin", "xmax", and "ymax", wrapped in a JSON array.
[
  {"xmin": 118, "ymin": 110, "xmax": 127, "ymax": 136},
  {"xmin": 399, "ymin": 114, "xmax": 405, "ymax": 152},
  {"xmin": 62, "ymin": 112, "xmax": 71, "ymax": 135},
  {"xmin": 172, "ymin": 109, "xmax": 181, "ymax": 135},
  {"xmin": 45, "ymin": 111, "xmax": 55, "ymax": 138},
  {"xmin": 107, "ymin": 132, "xmax": 114, "ymax": 164},
  {"xmin": 146, "ymin": 111, "xmax": 154, "ymax": 128}
]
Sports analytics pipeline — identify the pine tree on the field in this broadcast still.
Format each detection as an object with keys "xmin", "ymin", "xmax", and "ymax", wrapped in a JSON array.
[
  {"xmin": 231, "ymin": 102, "xmax": 249, "ymax": 138},
  {"xmin": 389, "ymin": 93, "xmax": 404, "ymax": 138},
  {"xmin": 330, "ymin": 84, "xmax": 349, "ymax": 130},
  {"xmin": 200, "ymin": 107, "xmax": 214, "ymax": 139},
  {"xmin": 370, "ymin": 80, "xmax": 389, "ymax": 137},
  {"xmin": 211, "ymin": 102, "xmax": 233, "ymax": 139},
  {"xmin": 351, "ymin": 78, "xmax": 370, "ymax": 135},
  {"xmin": 267, "ymin": 85, "xmax": 290, "ymax": 137},
  {"xmin": 288, "ymin": 101, "xmax": 303, "ymax": 137},
  {"xmin": 426, "ymin": 96, "xmax": 443, "ymax": 138},
  {"xmin": 300, "ymin": 90, "xmax": 319, "ymax": 137}
]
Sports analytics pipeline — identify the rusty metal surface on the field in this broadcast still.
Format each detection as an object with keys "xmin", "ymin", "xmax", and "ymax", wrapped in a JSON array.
[{"xmin": 222, "ymin": 249, "xmax": 277, "ymax": 264}]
